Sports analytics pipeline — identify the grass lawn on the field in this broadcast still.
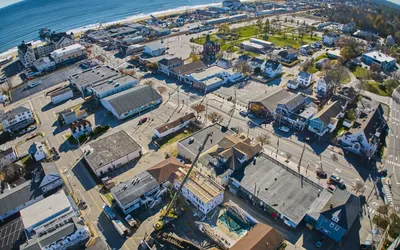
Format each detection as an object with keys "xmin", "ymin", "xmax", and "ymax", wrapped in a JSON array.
[
  {"xmin": 353, "ymin": 67, "xmax": 370, "ymax": 79},
  {"xmin": 20, "ymin": 155, "xmax": 31, "ymax": 166},
  {"xmin": 104, "ymin": 193, "xmax": 114, "ymax": 204},
  {"xmin": 315, "ymin": 53, "xmax": 328, "ymax": 62},
  {"xmin": 264, "ymin": 34, "xmax": 321, "ymax": 49},
  {"xmin": 160, "ymin": 130, "xmax": 193, "ymax": 149},
  {"xmin": 343, "ymin": 71, "xmax": 351, "ymax": 84},
  {"xmin": 364, "ymin": 81, "xmax": 391, "ymax": 96},
  {"xmin": 307, "ymin": 65, "xmax": 318, "ymax": 74}
]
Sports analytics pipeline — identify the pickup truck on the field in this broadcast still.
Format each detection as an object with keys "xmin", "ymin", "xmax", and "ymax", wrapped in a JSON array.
[{"xmin": 125, "ymin": 214, "xmax": 138, "ymax": 228}]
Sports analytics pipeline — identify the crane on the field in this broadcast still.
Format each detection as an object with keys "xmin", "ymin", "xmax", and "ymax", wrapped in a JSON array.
[{"xmin": 154, "ymin": 132, "xmax": 213, "ymax": 230}]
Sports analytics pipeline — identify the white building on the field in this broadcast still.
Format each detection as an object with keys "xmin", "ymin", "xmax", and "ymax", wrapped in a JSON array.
[
  {"xmin": 174, "ymin": 168, "xmax": 224, "ymax": 215},
  {"xmin": 144, "ymin": 42, "xmax": 166, "ymax": 57},
  {"xmin": 39, "ymin": 163, "xmax": 63, "ymax": 193},
  {"xmin": 18, "ymin": 42, "xmax": 37, "ymax": 68},
  {"xmin": 70, "ymin": 119, "xmax": 92, "ymax": 140},
  {"xmin": 0, "ymin": 147, "xmax": 18, "ymax": 169},
  {"xmin": 50, "ymin": 44, "xmax": 86, "ymax": 64},
  {"xmin": 316, "ymin": 75, "xmax": 333, "ymax": 98},
  {"xmin": 263, "ymin": 60, "xmax": 282, "ymax": 78},
  {"xmin": 158, "ymin": 57, "xmax": 184, "ymax": 76},
  {"xmin": 297, "ymin": 71, "xmax": 313, "ymax": 88},
  {"xmin": 250, "ymin": 38, "xmax": 274, "ymax": 48},
  {"xmin": 222, "ymin": 0, "xmax": 241, "ymax": 9},
  {"xmin": 33, "ymin": 57, "xmax": 55, "ymax": 72},
  {"xmin": 82, "ymin": 130, "xmax": 142, "ymax": 177},
  {"xmin": 1, "ymin": 105, "xmax": 34, "ymax": 133},
  {"xmin": 287, "ymin": 80, "xmax": 299, "ymax": 90},
  {"xmin": 154, "ymin": 113, "xmax": 196, "ymax": 139},
  {"xmin": 49, "ymin": 87, "xmax": 74, "ymax": 104},
  {"xmin": 29, "ymin": 142, "xmax": 48, "ymax": 162},
  {"xmin": 89, "ymin": 75, "xmax": 138, "ymax": 99},
  {"xmin": 322, "ymin": 33, "xmax": 340, "ymax": 46}
]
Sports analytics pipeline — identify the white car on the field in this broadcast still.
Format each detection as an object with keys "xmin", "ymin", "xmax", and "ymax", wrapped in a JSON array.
[
  {"xmin": 278, "ymin": 126, "xmax": 290, "ymax": 133},
  {"xmin": 28, "ymin": 80, "xmax": 41, "ymax": 88}
]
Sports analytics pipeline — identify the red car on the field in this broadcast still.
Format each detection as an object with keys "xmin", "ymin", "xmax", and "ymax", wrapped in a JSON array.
[{"xmin": 138, "ymin": 117, "xmax": 148, "ymax": 125}]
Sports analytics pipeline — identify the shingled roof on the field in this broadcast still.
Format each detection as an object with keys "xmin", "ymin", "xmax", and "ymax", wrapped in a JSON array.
[
  {"xmin": 230, "ymin": 223, "xmax": 284, "ymax": 250},
  {"xmin": 147, "ymin": 158, "xmax": 186, "ymax": 184},
  {"xmin": 155, "ymin": 113, "xmax": 195, "ymax": 134},
  {"xmin": 313, "ymin": 100, "xmax": 343, "ymax": 126},
  {"xmin": 254, "ymin": 88, "xmax": 291, "ymax": 113}
]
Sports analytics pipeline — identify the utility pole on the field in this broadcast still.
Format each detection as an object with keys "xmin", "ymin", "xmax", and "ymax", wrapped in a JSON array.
[{"xmin": 276, "ymin": 137, "xmax": 280, "ymax": 157}]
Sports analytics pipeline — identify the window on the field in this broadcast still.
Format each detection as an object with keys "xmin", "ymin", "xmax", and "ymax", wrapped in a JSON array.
[
  {"xmin": 329, "ymin": 222, "xmax": 335, "ymax": 228},
  {"xmin": 335, "ymin": 226, "xmax": 340, "ymax": 231}
]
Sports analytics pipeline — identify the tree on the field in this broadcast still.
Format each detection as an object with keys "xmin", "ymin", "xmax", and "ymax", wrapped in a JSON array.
[
  {"xmin": 351, "ymin": 178, "xmax": 365, "ymax": 194},
  {"xmin": 234, "ymin": 60, "xmax": 252, "ymax": 76},
  {"xmin": 218, "ymin": 24, "xmax": 230, "ymax": 36},
  {"xmin": 370, "ymin": 63, "xmax": 381, "ymax": 73},
  {"xmin": 256, "ymin": 18, "xmax": 263, "ymax": 36},
  {"xmin": 156, "ymin": 86, "xmax": 167, "ymax": 95},
  {"xmin": 208, "ymin": 112, "xmax": 224, "ymax": 123},
  {"xmin": 143, "ymin": 80, "xmax": 155, "ymax": 87},
  {"xmin": 325, "ymin": 62, "xmax": 349, "ymax": 93},
  {"xmin": 300, "ymin": 58, "xmax": 314, "ymax": 72},
  {"xmin": 192, "ymin": 104, "xmax": 205, "ymax": 114},
  {"xmin": 256, "ymin": 133, "xmax": 271, "ymax": 147},
  {"xmin": 264, "ymin": 19, "xmax": 270, "ymax": 36},
  {"xmin": 146, "ymin": 62, "xmax": 158, "ymax": 72}
]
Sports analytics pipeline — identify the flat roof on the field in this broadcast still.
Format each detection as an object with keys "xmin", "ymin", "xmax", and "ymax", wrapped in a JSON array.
[
  {"xmin": 90, "ymin": 75, "xmax": 137, "ymax": 94},
  {"xmin": 241, "ymin": 41, "xmax": 265, "ymax": 50},
  {"xmin": 363, "ymin": 51, "xmax": 396, "ymax": 63},
  {"xmin": 178, "ymin": 123, "xmax": 233, "ymax": 158},
  {"xmin": 190, "ymin": 66, "xmax": 224, "ymax": 80},
  {"xmin": 111, "ymin": 171, "xmax": 159, "ymax": 206},
  {"xmin": 232, "ymin": 153, "xmax": 323, "ymax": 225},
  {"xmin": 20, "ymin": 191, "xmax": 71, "ymax": 230},
  {"xmin": 83, "ymin": 130, "xmax": 141, "ymax": 170},
  {"xmin": 203, "ymin": 76, "xmax": 223, "ymax": 86},
  {"xmin": 48, "ymin": 87, "xmax": 72, "ymax": 97},
  {"xmin": 70, "ymin": 66, "xmax": 119, "ymax": 87},
  {"xmin": 51, "ymin": 44, "xmax": 84, "ymax": 56}
]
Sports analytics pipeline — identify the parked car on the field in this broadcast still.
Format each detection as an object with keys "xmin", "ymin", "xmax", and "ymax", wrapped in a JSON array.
[
  {"xmin": 329, "ymin": 174, "xmax": 346, "ymax": 189},
  {"xmin": 278, "ymin": 126, "xmax": 290, "ymax": 133},
  {"xmin": 138, "ymin": 117, "xmax": 148, "ymax": 125},
  {"xmin": 239, "ymin": 111, "xmax": 248, "ymax": 117},
  {"xmin": 248, "ymin": 113, "xmax": 256, "ymax": 119},
  {"xmin": 27, "ymin": 125, "xmax": 37, "ymax": 132},
  {"xmin": 316, "ymin": 170, "xmax": 327, "ymax": 179},
  {"xmin": 230, "ymin": 127, "xmax": 240, "ymax": 133},
  {"xmin": 19, "ymin": 129, "xmax": 27, "ymax": 136}
]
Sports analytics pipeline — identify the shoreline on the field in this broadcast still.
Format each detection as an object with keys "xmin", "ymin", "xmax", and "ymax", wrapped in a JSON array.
[{"xmin": 0, "ymin": 2, "xmax": 223, "ymax": 58}]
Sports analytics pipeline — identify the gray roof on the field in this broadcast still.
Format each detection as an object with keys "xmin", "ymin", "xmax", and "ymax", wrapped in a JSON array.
[
  {"xmin": 84, "ymin": 130, "xmax": 141, "ymax": 170},
  {"xmin": 171, "ymin": 61, "xmax": 206, "ymax": 75},
  {"xmin": 111, "ymin": 171, "xmax": 159, "ymax": 206},
  {"xmin": 3, "ymin": 106, "xmax": 30, "ymax": 120},
  {"xmin": 0, "ymin": 147, "xmax": 14, "ymax": 158},
  {"xmin": 279, "ymin": 93, "xmax": 306, "ymax": 111},
  {"xmin": 232, "ymin": 153, "xmax": 323, "ymax": 225},
  {"xmin": 145, "ymin": 42, "xmax": 165, "ymax": 51},
  {"xmin": 320, "ymin": 189, "xmax": 360, "ymax": 230},
  {"xmin": 254, "ymin": 88, "xmax": 291, "ymax": 113},
  {"xmin": 313, "ymin": 101, "xmax": 343, "ymax": 126},
  {"xmin": 48, "ymin": 87, "xmax": 72, "ymax": 97},
  {"xmin": 178, "ymin": 123, "xmax": 233, "ymax": 159},
  {"xmin": 102, "ymin": 85, "xmax": 162, "ymax": 116},
  {"xmin": 158, "ymin": 57, "xmax": 182, "ymax": 66},
  {"xmin": 41, "ymin": 162, "xmax": 60, "ymax": 176},
  {"xmin": 0, "ymin": 181, "xmax": 42, "ymax": 216},
  {"xmin": 348, "ymin": 104, "xmax": 384, "ymax": 141},
  {"xmin": 70, "ymin": 66, "xmax": 118, "ymax": 88},
  {"xmin": 264, "ymin": 59, "xmax": 281, "ymax": 70},
  {"xmin": 91, "ymin": 75, "xmax": 137, "ymax": 94},
  {"xmin": 298, "ymin": 71, "xmax": 311, "ymax": 79}
]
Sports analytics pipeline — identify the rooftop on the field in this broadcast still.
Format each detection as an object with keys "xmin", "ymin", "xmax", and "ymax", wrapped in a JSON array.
[
  {"xmin": 230, "ymin": 223, "xmax": 284, "ymax": 250},
  {"xmin": 203, "ymin": 76, "xmax": 223, "ymax": 86},
  {"xmin": 145, "ymin": 41, "xmax": 165, "ymax": 51},
  {"xmin": 147, "ymin": 158, "xmax": 186, "ymax": 184},
  {"xmin": 155, "ymin": 113, "xmax": 195, "ymax": 134},
  {"xmin": 190, "ymin": 66, "xmax": 225, "ymax": 80},
  {"xmin": 101, "ymin": 85, "xmax": 162, "ymax": 116},
  {"xmin": 90, "ymin": 75, "xmax": 137, "ymax": 94},
  {"xmin": 253, "ymin": 87, "xmax": 290, "ymax": 112},
  {"xmin": 2, "ymin": 105, "xmax": 30, "ymax": 120},
  {"xmin": 48, "ymin": 87, "xmax": 72, "ymax": 97},
  {"xmin": 51, "ymin": 43, "xmax": 84, "ymax": 57},
  {"xmin": 348, "ymin": 103, "xmax": 384, "ymax": 140},
  {"xmin": 171, "ymin": 61, "xmax": 206, "ymax": 75},
  {"xmin": 111, "ymin": 171, "xmax": 159, "ymax": 206},
  {"xmin": 313, "ymin": 100, "xmax": 343, "ymax": 126},
  {"xmin": 20, "ymin": 191, "xmax": 71, "ymax": 230},
  {"xmin": 70, "ymin": 66, "xmax": 119, "ymax": 88},
  {"xmin": 70, "ymin": 119, "xmax": 92, "ymax": 133},
  {"xmin": 241, "ymin": 41, "xmax": 265, "ymax": 50},
  {"xmin": 83, "ymin": 130, "xmax": 141, "ymax": 170},
  {"xmin": 363, "ymin": 51, "xmax": 396, "ymax": 63},
  {"xmin": 232, "ymin": 153, "xmax": 323, "ymax": 225}
]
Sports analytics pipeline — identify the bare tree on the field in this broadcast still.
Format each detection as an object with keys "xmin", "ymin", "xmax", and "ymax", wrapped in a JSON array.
[
  {"xmin": 234, "ymin": 60, "xmax": 253, "ymax": 76},
  {"xmin": 156, "ymin": 86, "xmax": 167, "ymax": 95},
  {"xmin": 256, "ymin": 133, "xmax": 271, "ymax": 147},
  {"xmin": 143, "ymin": 80, "xmax": 155, "ymax": 87},
  {"xmin": 192, "ymin": 104, "xmax": 205, "ymax": 114},
  {"xmin": 325, "ymin": 62, "xmax": 349, "ymax": 93},
  {"xmin": 300, "ymin": 58, "xmax": 314, "ymax": 72},
  {"xmin": 207, "ymin": 111, "xmax": 224, "ymax": 123},
  {"xmin": 352, "ymin": 178, "xmax": 365, "ymax": 194}
]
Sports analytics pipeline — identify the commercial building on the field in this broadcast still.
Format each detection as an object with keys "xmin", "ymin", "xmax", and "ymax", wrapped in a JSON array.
[
  {"xmin": 19, "ymin": 191, "xmax": 89, "ymax": 250},
  {"xmin": 118, "ymin": 44, "xmax": 145, "ymax": 56},
  {"xmin": 240, "ymin": 41, "xmax": 265, "ymax": 54},
  {"xmin": 230, "ymin": 223, "xmax": 284, "ymax": 250},
  {"xmin": 18, "ymin": 42, "xmax": 37, "ymax": 68},
  {"xmin": 361, "ymin": 51, "xmax": 397, "ymax": 71},
  {"xmin": 59, "ymin": 109, "xmax": 88, "ymax": 125},
  {"xmin": 86, "ymin": 24, "xmax": 147, "ymax": 42},
  {"xmin": 89, "ymin": 75, "xmax": 138, "ymax": 99},
  {"xmin": 35, "ymin": 32, "xmax": 75, "ymax": 57},
  {"xmin": 100, "ymin": 85, "xmax": 162, "ymax": 120},
  {"xmin": 154, "ymin": 113, "xmax": 196, "ymax": 139},
  {"xmin": 50, "ymin": 44, "xmax": 86, "ymax": 64},
  {"xmin": 248, "ymin": 87, "xmax": 291, "ymax": 117},
  {"xmin": 82, "ymin": 130, "xmax": 142, "ymax": 177},
  {"xmin": 33, "ymin": 57, "xmax": 56, "ymax": 72},
  {"xmin": 203, "ymin": 14, "xmax": 248, "ymax": 25},
  {"xmin": 222, "ymin": 0, "xmax": 241, "ymax": 9},
  {"xmin": 0, "ymin": 147, "xmax": 18, "ymax": 169},
  {"xmin": 49, "ymin": 87, "xmax": 74, "ymax": 105},
  {"xmin": 144, "ymin": 42, "xmax": 166, "ymax": 57},
  {"xmin": 173, "ymin": 168, "xmax": 224, "ymax": 215},
  {"xmin": 274, "ymin": 93, "xmax": 310, "ymax": 130},
  {"xmin": 70, "ymin": 119, "xmax": 92, "ymax": 140},
  {"xmin": 158, "ymin": 57, "xmax": 184, "ymax": 76},
  {"xmin": 170, "ymin": 61, "xmax": 206, "ymax": 82},
  {"xmin": 1, "ymin": 105, "xmax": 34, "ymax": 133},
  {"xmin": 230, "ymin": 153, "xmax": 325, "ymax": 228}
]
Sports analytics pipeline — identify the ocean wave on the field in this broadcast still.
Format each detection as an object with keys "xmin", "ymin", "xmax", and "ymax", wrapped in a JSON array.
[{"xmin": 0, "ymin": 0, "xmax": 24, "ymax": 9}]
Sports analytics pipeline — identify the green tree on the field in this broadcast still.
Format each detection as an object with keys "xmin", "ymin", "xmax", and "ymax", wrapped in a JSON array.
[{"xmin": 218, "ymin": 24, "xmax": 230, "ymax": 36}]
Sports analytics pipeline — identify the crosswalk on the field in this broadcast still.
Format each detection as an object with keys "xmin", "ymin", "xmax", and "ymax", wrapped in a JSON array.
[
  {"xmin": 386, "ymin": 160, "xmax": 400, "ymax": 167},
  {"xmin": 368, "ymin": 207, "xmax": 375, "ymax": 215}
]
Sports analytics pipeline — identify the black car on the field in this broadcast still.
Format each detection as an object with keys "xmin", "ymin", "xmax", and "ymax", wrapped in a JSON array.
[{"xmin": 316, "ymin": 171, "xmax": 328, "ymax": 179}]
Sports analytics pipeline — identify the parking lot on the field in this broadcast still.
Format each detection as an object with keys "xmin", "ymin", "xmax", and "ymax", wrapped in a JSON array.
[
  {"xmin": 10, "ymin": 65, "xmax": 82, "ymax": 102},
  {"xmin": 0, "ymin": 217, "xmax": 25, "ymax": 250}
]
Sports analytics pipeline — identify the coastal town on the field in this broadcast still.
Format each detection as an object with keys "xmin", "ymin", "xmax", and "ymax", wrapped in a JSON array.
[{"xmin": 0, "ymin": 0, "xmax": 400, "ymax": 250}]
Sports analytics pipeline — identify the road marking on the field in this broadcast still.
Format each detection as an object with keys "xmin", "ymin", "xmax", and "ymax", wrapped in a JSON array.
[{"xmin": 335, "ymin": 168, "xmax": 342, "ymax": 173}]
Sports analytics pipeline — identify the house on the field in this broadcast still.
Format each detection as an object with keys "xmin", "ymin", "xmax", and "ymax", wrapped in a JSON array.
[
  {"xmin": 170, "ymin": 61, "xmax": 206, "ymax": 82},
  {"xmin": 339, "ymin": 104, "xmax": 385, "ymax": 156},
  {"xmin": 230, "ymin": 153, "xmax": 325, "ymax": 228},
  {"xmin": 0, "ymin": 147, "xmax": 18, "ymax": 169},
  {"xmin": 386, "ymin": 35, "xmax": 395, "ymax": 47},
  {"xmin": 100, "ymin": 85, "xmax": 162, "ymax": 120},
  {"xmin": 173, "ymin": 168, "xmax": 224, "ymax": 215},
  {"xmin": 158, "ymin": 57, "xmax": 184, "ymax": 76},
  {"xmin": 46, "ymin": 32, "xmax": 75, "ymax": 50},
  {"xmin": 263, "ymin": 59, "xmax": 282, "ymax": 78},
  {"xmin": 306, "ymin": 189, "xmax": 360, "ymax": 242},
  {"xmin": 29, "ymin": 142, "xmax": 48, "ymax": 161},
  {"xmin": 0, "ymin": 180, "xmax": 44, "ymax": 221},
  {"xmin": 154, "ymin": 113, "xmax": 196, "ymax": 139},
  {"xmin": 222, "ymin": 0, "xmax": 241, "ymax": 9},
  {"xmin": 82, "ymin": 130, "xmax": 142, "ymax": 177},
  {"xmin": 316, "ymin": 75, "xmax": 334, "ymax": 99},
  {"xmin": 327, "ymin": 49, "xmax": 341, "ymax": 59},
  {"xmin": 323, "ymin": 32, "xmax": 340, "ymax": 46},
  {"xmin": 361, "ymin": 51, "xmax": 396, "ymax": 71},
  {"xmin": 248, "ymin": 88, "xmax": 290, "ymax": 117},
  {"xmin": 197, "ymin": 135, "xmax": 262, "ymax": 186},
  {"xmin": 316, "ymin": 58, "xmax": 330, "ymax": 70},
  {"xmin": 144, "ymin": 42, "xmax": 166, "ymax": 57},
  {"xmin": 19, "ymin": 191, "xmax": 90, "ymax": 250},
  {"xmin": 60, "ymin": 109, "xmax": 87, "ymax": 125},
  {"xmin": 112, "ymin": 157, "xmax": 185, "ymax": 214},
  {"xmin": 70, "ymin": 119, "xmax": 92, "ymax": 140},
  {"xmin": 353, "ymin": 30, "xmax": 379, "ymax": 41},
  {"xmin": 287, "ymin": 80, "xmax": 299, "ymax": 90},
  {"xmin": 342, "ymin": 22, "xmax": 356, "ymax": 33},
  {"xmin": 33, "ymin": 57, "xmax": 56, "ymax": 72},
  {"xmin": 247, "ymin": 57, "xmax": 265, "ymax": 71},
  {"xmin": 274, "ymin": 93, "xmax": 309, "ymax": 130},
  {"xmin": 308, "ymin": 101, "xmax": 345, "ymax": 137},
  {"xmin": 202, "ymin": 34, "xmax": 221, "ymax": 62},
  {"xmin": 18, "ymin": 42, "xmax": 37, "ymax": 68},
  {"xmin": 230, "ymin": 223, "xmax": 284, "ymax": 250},
  {"xmin": 278, "ymin": 49, "xmax": 298, "ymax": 63},
  {"xmin": 1, "ymin": 105, "xmax": 35, "ymax": 133},
  {"xmin": 39, "ymin": 162, "xmax": 63, "ymax": 193},
  {"xmin": 216, "ymin": 58, "xmax": 233, "ymax": 69},
  {"xmin": 49, "ymin": 87, "xmax": 74, "ymax": 104},
  {"xmin": 50, "ymin": 44, "xmax": 86, "ymax": 64},
  {"xmin": 300, "ymin": 44, "xmax": 311, "ymax": 55},
  {"xmin": 297, "ymin": 71, "xmax": 313, "ymax": 88}
]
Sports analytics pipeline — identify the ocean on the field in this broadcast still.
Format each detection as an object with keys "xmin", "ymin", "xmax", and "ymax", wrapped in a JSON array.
[{"xmin": 0, "ymin": 0, "xmax": 219, "ymax": 53}]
